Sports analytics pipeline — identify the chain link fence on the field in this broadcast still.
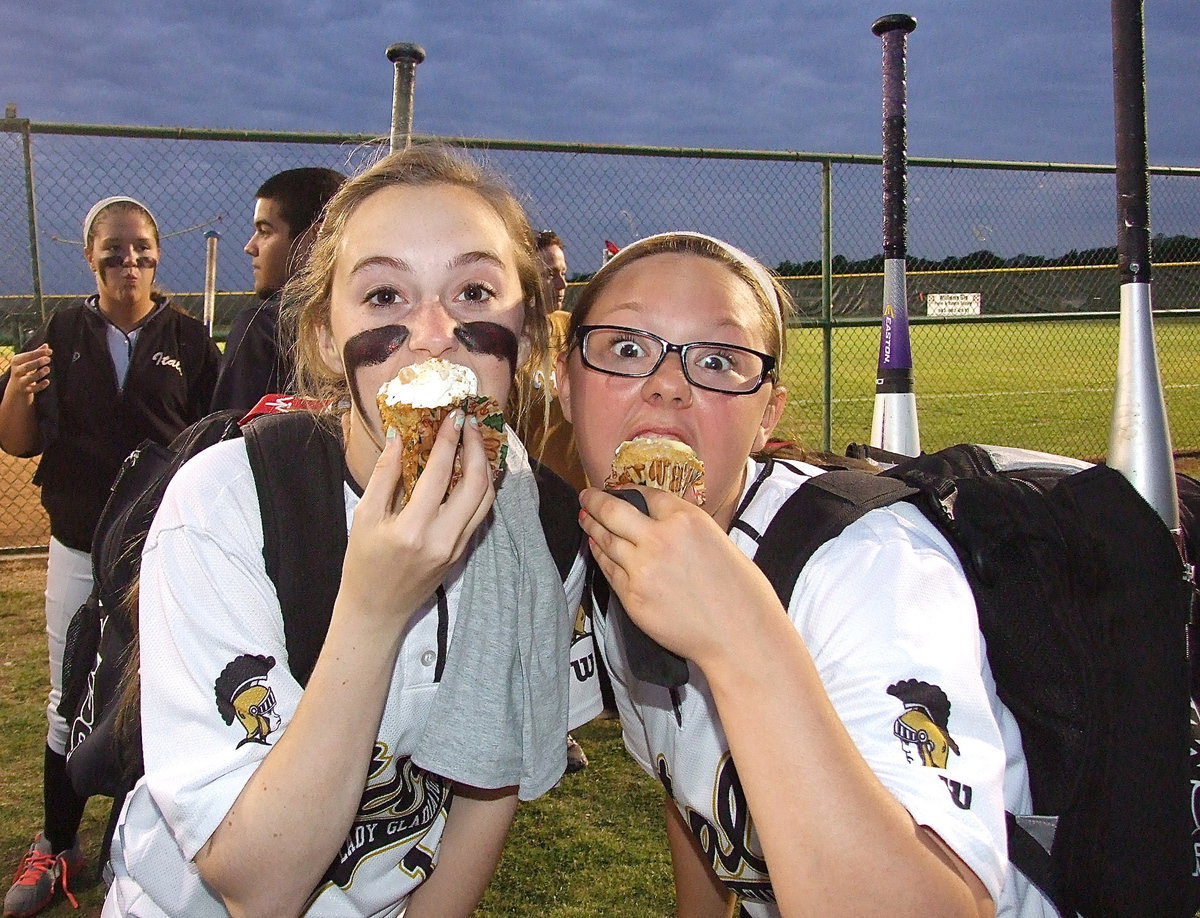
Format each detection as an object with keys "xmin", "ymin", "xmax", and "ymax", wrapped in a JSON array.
[{"xmin": 2, "ymin": 119, "xmax": 1198, "ymax": 549}]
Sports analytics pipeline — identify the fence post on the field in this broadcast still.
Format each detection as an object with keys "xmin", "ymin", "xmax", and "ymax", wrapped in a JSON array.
[
  {"xmin": 386, "ymin": 42, "xmax": 426, "ymax": 153},
  {"xmin": 203, "ymin": 230, "xmax": 220, "ymax": 336},
  {"xmin": 820, "ymin": 159, "xmax": 834, "ymax": 452},
  {"xmin": 7, "ymin": 107, "xmax": 45, "ymax": 321}
]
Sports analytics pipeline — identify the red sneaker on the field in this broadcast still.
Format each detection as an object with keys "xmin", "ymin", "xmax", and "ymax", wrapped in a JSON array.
[{"xmin": 3, "ymin": 834, "xmax": 83, "ymax": 917}]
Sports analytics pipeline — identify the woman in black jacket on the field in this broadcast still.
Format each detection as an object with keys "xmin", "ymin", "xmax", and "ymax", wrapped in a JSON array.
[{"xmin": 0, "ymin": 195, "xmax": 219, "ymax": 916}]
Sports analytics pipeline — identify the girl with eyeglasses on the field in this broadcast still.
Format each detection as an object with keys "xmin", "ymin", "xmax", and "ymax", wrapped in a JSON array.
[{"xmin": 557, "ymin": 233, "xmax": 1051, "ymax": 917}]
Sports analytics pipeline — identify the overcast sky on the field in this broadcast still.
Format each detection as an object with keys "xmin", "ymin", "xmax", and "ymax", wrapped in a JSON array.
[{"xmin": 4, "ymin": 0, "xmax": 1197, "ymax": 166}]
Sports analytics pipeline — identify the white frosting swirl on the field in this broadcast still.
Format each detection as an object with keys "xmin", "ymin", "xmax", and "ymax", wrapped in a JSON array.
[{"xmin": 378, "ymin": 357, "xmax": 478, "ymax": 408}]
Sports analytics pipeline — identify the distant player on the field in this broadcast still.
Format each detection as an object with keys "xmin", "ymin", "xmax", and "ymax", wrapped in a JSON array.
[
  {"xmin": 210, "ymin": 167, "xmax": 345, "ymax": 413},
  {"xmin": 539, "ymin": 228, "xmax": 569, "ymax": 312},
  {"xmin": 0, "ymin": 196, "xmax": 219, "ymax": 917},
  {"xmin": 518, "ymin": 230, "xmax": 586, "ymax": 491}
]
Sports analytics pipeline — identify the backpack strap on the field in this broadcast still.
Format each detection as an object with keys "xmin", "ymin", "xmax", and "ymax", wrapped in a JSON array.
[
  {"xmin": 1177, "ymin": 473, "xmax": 1200, "ymax": 703},
  {"xmin": 586, "ymin": 557, "xmax": 610, "ymax": 620},
  {"xmin": 242, "ymin": 412, "xmax": 347, "ymax": 688},
  {"xmin": 530, "ymin": 458, "xmax": 581, "ymax": 581},
  {"xmin": 1006, "ymin": 813, "xmax": 1067, "ymax": 915},
  {"xmin": 843, "ymin": 442, "xmax": 916, "ymax": 467},
  {"xmin": 753, "ymin": 470, "xmax": 916, "ymax": 602},
  {"xmin": 580, "ymin": 489, "xmax": 689, "ymax": 692}
]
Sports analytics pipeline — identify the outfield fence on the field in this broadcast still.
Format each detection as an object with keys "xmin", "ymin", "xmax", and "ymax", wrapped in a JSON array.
[{"xmin": 1, "ymin": 117, "xmax": 1198, "ymax": 549}]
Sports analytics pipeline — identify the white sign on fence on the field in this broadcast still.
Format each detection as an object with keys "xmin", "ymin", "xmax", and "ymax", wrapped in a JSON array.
[{"xmin": 927, "ymin": 292, "xmax": 982, "ymax": 316}]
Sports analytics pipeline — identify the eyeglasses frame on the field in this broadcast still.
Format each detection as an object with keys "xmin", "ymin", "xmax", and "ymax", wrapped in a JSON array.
[{"xmin": 574, "ymin": 324, "xmax": 778, "ymax": 395}]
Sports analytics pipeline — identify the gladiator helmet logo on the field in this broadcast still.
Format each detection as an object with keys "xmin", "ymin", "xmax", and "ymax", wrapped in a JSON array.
[
  {"xmin": 887, "ymin": 679, "xmax": 960, "ymax": 768},
  {"xmin": 573, "ymin": 603, "xmax": 595, "ymax": 642},
  {"xmin": 215, "ymin": 654, "xmax": 281, "ymax": 748}
]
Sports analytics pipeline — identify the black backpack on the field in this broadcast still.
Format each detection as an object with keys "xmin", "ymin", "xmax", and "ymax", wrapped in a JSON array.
[
  {"xmin": 57, "ymin": 410, "xmax": 345, "ymax": 801},
  {"xmin": 596, "ymin": 443, "xmax": 1199, "ymax": 918},
  {"xmin": 57, "ymin": 409, "xmax": 580, "ymax": 858},
  {"xmin": 760, "ymin": 444, "xmax": 1199, "ymax": 918}
]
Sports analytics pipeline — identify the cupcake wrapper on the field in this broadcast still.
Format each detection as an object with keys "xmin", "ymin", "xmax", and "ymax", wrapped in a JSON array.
[
  {"xmin": 605, "ymin": 457, "xmax": 705, "ymax": 502},
  {"xmin": 377, "ymin": 394, "xmax": 507, "ymax": 506}
]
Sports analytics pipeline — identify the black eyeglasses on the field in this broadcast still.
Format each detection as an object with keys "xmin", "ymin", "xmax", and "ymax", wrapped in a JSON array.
[{"xmin": 575, "ymin": 324, "xmax": 777, "ymax": 395}]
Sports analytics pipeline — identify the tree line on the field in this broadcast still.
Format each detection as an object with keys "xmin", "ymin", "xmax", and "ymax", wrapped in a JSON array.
[{"xmin": 774, "ymin": 233, "xmax": 1200, "ymax": 277}]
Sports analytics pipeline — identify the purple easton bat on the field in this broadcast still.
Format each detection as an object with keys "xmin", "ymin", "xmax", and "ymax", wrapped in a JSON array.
[{"xmin": 869, "ymin": 13, "xmax": 920, "ymax": 456}]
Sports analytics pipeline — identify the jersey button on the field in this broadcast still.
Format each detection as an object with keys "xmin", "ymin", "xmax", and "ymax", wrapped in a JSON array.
[{"xmin": 420, "ymin": 650, "xmax": 436, "ymax": 667}]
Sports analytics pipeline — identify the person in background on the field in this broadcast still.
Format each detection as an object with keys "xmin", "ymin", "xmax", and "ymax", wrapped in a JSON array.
[
  {"xmin": 515, "ymin": 230, "xmax": 604, "ymax": 773},
  {"xmin": 0, "ymin": 196, "xmax": 220, "ymax": 917},
  {"xmin": 562, "ymin": 231, "xmax": 1053, "ymax": 917},
  {"xmin": 210, "ymin": 167, "xmax": 346, "ymax": 413},
  {"xmin": 539, "ymin": 228, "xmax": 569, "ymax": 313},
  {"xmin": 518, "ymin": 230, "xmax": 585, "ymax": 491}
]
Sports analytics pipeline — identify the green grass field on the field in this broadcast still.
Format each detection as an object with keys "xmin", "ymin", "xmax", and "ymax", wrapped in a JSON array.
[{"xmin": 776, "ymin": 316, "xmax": 1200, "ymax": 459}]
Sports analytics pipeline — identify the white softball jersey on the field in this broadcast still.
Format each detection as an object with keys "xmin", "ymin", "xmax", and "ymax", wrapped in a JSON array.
[
  {"xmin": 594, "ymin": 457, "xmax": 1057, "ymax": 918},
  {"xmin": 104, "ymin": 433, "xmax": 590, "ymax": 918}
]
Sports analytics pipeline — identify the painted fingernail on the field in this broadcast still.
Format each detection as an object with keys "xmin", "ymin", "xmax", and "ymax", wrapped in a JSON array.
[
  {"xmin": 468, "ymin": 414, "xmax": 479, "ymax": 428},
  {"xmin": 386, "ymin": 427, "xmax": 396, "ymax": 440},
  {"xmin": 454, "ymin": 410, "xmax": 466, "ymax": 430}
]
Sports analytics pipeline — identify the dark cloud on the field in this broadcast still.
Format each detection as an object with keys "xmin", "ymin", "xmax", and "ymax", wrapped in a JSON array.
[{"xmin": 2, "ymin": 0, "xmax": 1195, "ymax": 162}]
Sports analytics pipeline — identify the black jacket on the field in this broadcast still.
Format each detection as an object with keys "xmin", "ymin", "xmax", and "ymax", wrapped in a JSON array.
[
  {"xmin": 209, "ymin": 294, "xmax": 293, "ymax": 414},
  {"xmin": 3, "ymin": 297, "xmax": 220, "ymax": 550}
]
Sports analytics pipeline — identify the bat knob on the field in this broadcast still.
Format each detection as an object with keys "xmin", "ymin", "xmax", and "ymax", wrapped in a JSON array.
[
  {"xmin": 872, "ymin": 13, "xmax": 917, "ymax": 36},
  {"xmin": 386, "ymin": 42, "xmax": 426, "ymax": 65},
  {"xmin": 204, "ymin": 230, "xmax": 220, "ymax": 240}
]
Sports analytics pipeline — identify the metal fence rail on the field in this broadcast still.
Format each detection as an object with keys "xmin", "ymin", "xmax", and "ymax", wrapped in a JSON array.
[{"xmin": 1, "ymin": 118, "xmax": 1198, "ymax": 549}]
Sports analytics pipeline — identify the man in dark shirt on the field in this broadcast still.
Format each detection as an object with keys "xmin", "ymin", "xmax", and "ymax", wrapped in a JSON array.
[{"xmin": 210, "ymin": 167, "xmax": 345, "ymax": 413}]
